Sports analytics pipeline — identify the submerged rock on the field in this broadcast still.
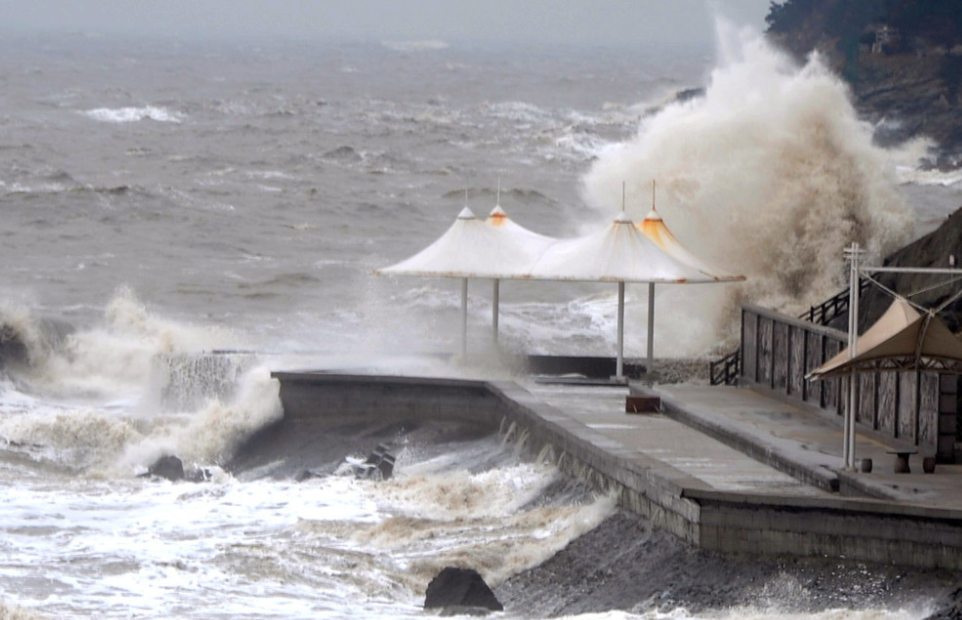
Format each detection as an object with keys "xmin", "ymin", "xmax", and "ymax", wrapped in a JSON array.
[
  {"xmin": 146, "ymin": 455, "xmax": 185, "ymax": 481},
  {"xmin": 424, "ymin": 567, "xmax": 503, "ymax": 613},
  {"xmin": 345, "ymin": 444, "xmax": 396, "ymax": 481}
]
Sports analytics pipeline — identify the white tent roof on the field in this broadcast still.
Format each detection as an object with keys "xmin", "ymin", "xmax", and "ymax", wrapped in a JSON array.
[
  {"xmin": 808, "ymin": 298, "xmax": 962, "ymax": 380},
  {"xmin": 639, "ymin": 208, "xmax": 739, "ymax": 279},
  {"xmin": 527, "ymin": 212, "xmax": 742, "ymax": 283},
  {"xmin": 375, "ymin": 207, "xmax": 548, "ymax": 279}
]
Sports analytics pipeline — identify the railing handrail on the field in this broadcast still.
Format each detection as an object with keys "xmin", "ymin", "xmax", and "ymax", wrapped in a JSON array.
[
  {"xmin": 799, "ymin": 279, "xmax": 870, "ymax": 326},
  {"xmin": 709, "ymin": 349, "xmax": 740, "ymax": 386}
]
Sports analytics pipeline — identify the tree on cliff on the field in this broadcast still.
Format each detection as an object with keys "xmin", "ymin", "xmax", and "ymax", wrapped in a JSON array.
[
  {"xmin": 766, "ymin": 0, "xmax": 962, "ymax": 50},
  {"xmin": 765, "ymin": 0, "xmax": 962, "ymax": 158}
]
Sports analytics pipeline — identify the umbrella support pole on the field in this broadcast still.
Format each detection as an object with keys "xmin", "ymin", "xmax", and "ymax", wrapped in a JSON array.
[
  {"xmin": 647, "ymin": 282, "xmax": 655, "ymax": 376},
  {"xmin": 460, "ymin": 278, "xmax": 468, "ymax": 359},
  {"xmin": 492, "ymin": 279, "xmax": 500, "ymax": 342},
  {"xmin": 616, "ymin": 282, "xmax": 625, "ymax": 379}
]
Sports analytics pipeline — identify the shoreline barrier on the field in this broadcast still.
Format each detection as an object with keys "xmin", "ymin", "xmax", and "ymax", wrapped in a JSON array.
[{"xmin": 268, "ymin": 372, "xmax": 962, "ymax": 571}]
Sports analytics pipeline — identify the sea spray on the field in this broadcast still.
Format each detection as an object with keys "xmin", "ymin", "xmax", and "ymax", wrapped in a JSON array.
[
  {"xmin": 117, "ymin": 365, "xmax": 282, "ymax": 472},
  {"xmin": 582, "ymin": 21, "xmax": 925, "ymax": 354},
  {"xmin": 8, "ymin": 289, "xmax": 240, "ymax": 399}
]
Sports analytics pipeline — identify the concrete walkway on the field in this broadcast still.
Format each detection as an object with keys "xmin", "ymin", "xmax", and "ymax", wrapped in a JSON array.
[
  {"xmin": 524, "ymin": 380, "xmax": 962, "ymax": 509},
  {"xmin": 523, "ymin": 383, "xmax": 829, "ymax": 497},
  {"xmin": 654, "ymin": 384, "xmax": 962, "ymax": 508}
]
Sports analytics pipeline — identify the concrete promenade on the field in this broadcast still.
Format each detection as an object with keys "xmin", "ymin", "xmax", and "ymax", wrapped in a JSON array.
[
  {"xmin": 520, "ymin": 378, "xmax": 962, "ymax": 569},
  {"xmin": 270, "ymin": 372, "xmax": 962, "ymax": 570},
  {"xmin": 652, "ymin": 384, "xmax": 962, "ymax": 507}
]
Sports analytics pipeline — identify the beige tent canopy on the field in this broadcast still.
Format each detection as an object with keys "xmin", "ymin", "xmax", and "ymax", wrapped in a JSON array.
[{"xmin": 808, "ymin": 298, "xmax": 962, "ymax": 380}]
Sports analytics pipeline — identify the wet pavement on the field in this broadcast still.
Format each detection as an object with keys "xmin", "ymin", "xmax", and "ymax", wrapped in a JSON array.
[{"xmin": 521, "ymin": 379, "xmax": 962, "ymax": 509}]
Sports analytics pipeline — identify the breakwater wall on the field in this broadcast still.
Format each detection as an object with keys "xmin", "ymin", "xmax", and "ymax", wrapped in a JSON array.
[{"xmin": 271, "ymin": 372, "xmax": 962, "ymax": 571}]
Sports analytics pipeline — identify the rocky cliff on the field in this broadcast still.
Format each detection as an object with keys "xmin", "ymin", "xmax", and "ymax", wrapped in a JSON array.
[
  {"xmin": 858, "ymin": 205, "xmax": 962, "ymax": 331},
  {"xmin": 766, "ymin": 0, "xmax": 962, "ymax": 167}
]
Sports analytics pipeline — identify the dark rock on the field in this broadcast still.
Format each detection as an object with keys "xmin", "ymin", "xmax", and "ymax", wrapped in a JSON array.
[
  {"xmin": 348, "ymin": 444, "xmax": 395, "ymax": 480},
  {"xmin": 295, "ymin": 469, "xmax": 318, "ymax": 482},
  {"xmin": 766, "ymin": 3, "xmax": 962, "ymax": 159},
  {"xmin": 376, "ymin": 453, "xmax": 395, "ymax": 480},
  {"xmin": 424, "ymin": 567, "xmax": 503, "ymax": 612},
  {"xmin": 0, "ymin": 323, "xmax": 29, "ymax": 369},
  {"xmin": 858, "ymin": 206, "xmax": 962, "ymax": 332},
  {"xmin": 147, "ymin": 455, "xmax": 185, "ymax": 481}
]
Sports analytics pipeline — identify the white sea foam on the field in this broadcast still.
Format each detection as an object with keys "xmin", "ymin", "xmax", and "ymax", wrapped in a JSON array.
[
  {"xmin": 118, "ymin": 365, "xmax": 282, "ymax": 470},
  {"xmin": 896, "ymin": 166, "xmax": 962, "ymax": 188},
  {"xmin": 381, "ymin": 40, "xmax": 449, "ymax": 52},
  {"xmin": 19, "ymin": 289, "xmax": 241, "ymax": 399},
  {"xmin": 582, "ymin": 20, "xmax": 923, "ymax": 353},
  {"xmin": 83, "ymin": 105, "xmax": 184, "ymax": 123}
]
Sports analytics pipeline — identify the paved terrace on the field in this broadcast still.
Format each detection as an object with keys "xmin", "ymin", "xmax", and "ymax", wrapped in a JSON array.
[{"xmin": 651, "ymin": 383, "xmax": 962, "ymax": 508}]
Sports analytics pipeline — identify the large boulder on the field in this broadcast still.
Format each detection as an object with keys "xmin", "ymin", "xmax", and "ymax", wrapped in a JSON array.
[{"xmin": 424, "ymin": 567, "xmax": 503, "ymax": 613}]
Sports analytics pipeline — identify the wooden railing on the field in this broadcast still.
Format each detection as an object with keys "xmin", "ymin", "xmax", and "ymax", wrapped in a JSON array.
[
  {"xmin": 799, "ymin": 279, "xmax": 870, "ymax": 326},
  {"xmin": 740, "ymin": 304, "xmax": 956, "ymax": 461},
  {"xmin": 709, "ymin": 349, "xmax": 740, "ymax": 386}
]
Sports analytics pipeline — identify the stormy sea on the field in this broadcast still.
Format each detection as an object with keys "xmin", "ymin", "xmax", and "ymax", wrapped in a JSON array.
[{"xmin": 2, "ymin": 20, "xmax": 962, "ymax": 620}]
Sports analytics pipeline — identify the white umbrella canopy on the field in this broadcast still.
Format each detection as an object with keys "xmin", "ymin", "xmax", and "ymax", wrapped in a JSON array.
[
  {"xmin": 808, "ymin": 298, "xmax": 962, "ymax": 380},
  {"xmin": 376, "ymin": 206, "xmax": 538, "ymax": 279},
  {"xmin": 529, "ymin": 212, "xmax": 723, "ymax": 283},
  {"xmin": 375, "ymin": 201, "xmax": 744, "ymax": 376},
  {"xmin": 639, "ymin": 208, "xmax": 741, "ymax": 279},
  {"xmin": 485, "ymin": 204, "xmax": 555, "ymax": 340},
  {"xmin": 528, "ymin": 211, "xmax": 743, "ymax": 378},
  {"xmin": 375, "ymin": 206, "xmax": 554, "ymax": 356}
]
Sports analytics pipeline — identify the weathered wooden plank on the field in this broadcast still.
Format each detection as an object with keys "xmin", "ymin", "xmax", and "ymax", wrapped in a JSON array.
[
  {"xmin": 898, "ymin": 372, "xmax": 918, "ymax": 441},
  {"xmin": 758, "ymin": 316, "xmax": 773, "ymax": 386},
  {"xmin": 858, "ymin": 373, "xmax": 877, "ymax": 428},
  {"xmin": 773, "ymin": 320, "xmax": 788, "ymax": 390},
  {"xmin": 878, "ymin": 372, "xmax": 898, "ymax": 435},
  {"xmin": 789, "ymin": 325, "xmax": 805, "ymax": 397},
  {"xmin": 919, "ymin": 372, "xmax": 939, "ymax": 453},
  {"xmin": 742, "ymin": 310, "xmax": 757, "ymax": 382},
  {"xmin": 822, "ymin": 339, "xmax": 840, "ymax": 413}
]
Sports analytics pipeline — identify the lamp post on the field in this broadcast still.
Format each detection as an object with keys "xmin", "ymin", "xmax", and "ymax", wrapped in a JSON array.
[{"xmin": 843, "ymin": 243, "xmax": 863, "ymax": 471}]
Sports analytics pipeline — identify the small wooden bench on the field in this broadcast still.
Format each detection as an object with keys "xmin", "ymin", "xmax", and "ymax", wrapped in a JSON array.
[{"xmin": 886, "ymin": 449, "xmax": 918, "ymax": 474}]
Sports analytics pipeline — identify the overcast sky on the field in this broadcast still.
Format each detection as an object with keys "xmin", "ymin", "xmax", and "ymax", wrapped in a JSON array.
[{"xmin": 0, "ymin": 1, "xmax": 772, "ymax": 46}]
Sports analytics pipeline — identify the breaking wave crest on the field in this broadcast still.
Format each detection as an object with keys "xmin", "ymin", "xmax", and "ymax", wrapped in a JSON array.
[
  {"xmin": 582, "ymin": 21, "xmax": 924, "ymax": 353},
  {"xmin": 1, "ymin": 288, "xmax": 239, "ymax": 398},
  {"xmin": 0, "ymin": 290, "xmax": 282, "ymax": 474},
  {"xmin": 83, "ymin": 105, "xmax": 184, "ymax": 123}
]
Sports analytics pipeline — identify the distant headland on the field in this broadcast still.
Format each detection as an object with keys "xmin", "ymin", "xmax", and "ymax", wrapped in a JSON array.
[{"xmin": 765, "ymin": 0, "xmax": 962, "ymax": 168}]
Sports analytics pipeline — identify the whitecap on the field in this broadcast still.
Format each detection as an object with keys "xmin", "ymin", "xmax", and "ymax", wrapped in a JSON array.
[
  {"xmin": 83, "ymin": 106, "xmax": 184, "ymax": 123},
  {"xmin": 381, "ymin": 40, "xmax": 449, "ymax": 52}
]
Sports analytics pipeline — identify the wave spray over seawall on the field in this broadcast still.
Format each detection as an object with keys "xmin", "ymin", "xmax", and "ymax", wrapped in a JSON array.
[{"xmin": 583, "ymin": 21, "xmax": 924, "ymax": 353}]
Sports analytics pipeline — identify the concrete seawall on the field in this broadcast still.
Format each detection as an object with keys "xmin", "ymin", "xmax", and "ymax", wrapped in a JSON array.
[{"xmin": 270, "ymin": 372, "xmax": 962, "ymax": 571}]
